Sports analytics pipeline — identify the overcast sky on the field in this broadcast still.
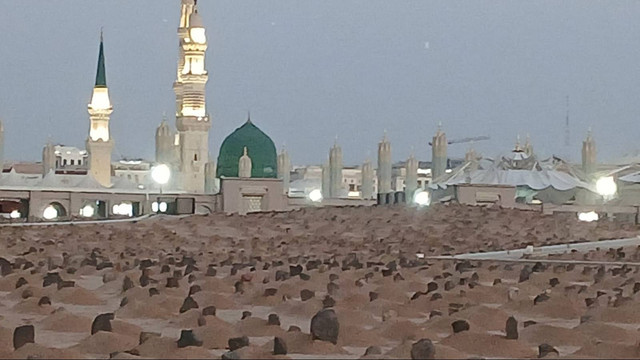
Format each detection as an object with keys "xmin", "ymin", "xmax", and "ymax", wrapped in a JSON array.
[{"xmin": 0, "ymin": 1, "xmax": 639, "ymax": 165}]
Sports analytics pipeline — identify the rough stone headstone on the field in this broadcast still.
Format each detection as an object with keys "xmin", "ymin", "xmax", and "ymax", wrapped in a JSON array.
[
  {"xmin": 43, "ymin": 272, "xmax": 62, "ymax": 287},
  {"xmin": 364, "ymin": 346, "xmax": 382, "ymax": 356},
  {"xmin": 0, "ymin": 257, "xmax": 12, "ymax": 276},
  {"xmin": 311, "ymin": 308, "xmax": 339, "ymax": 344},
  {"xmin": 13, "ymin": 325, "xmax": 35, "ymax": 350},
  {"xmin": 120, "ymin": 297, "xmax": 129, "ymax": 307},
  {"xmin": 57, "ymin": 280, "xmax": 75, "ymax": 290},
  {"xmin": 549, "ymin": 278, "xmax": 559, "ymax": 287},
  {"xmin": 264, "ymin": 288, "xmax": 278, "ymax": 297},
  {"xmin": 288, "ymin": 325, "xmax": 301, "ymax": 332},
  {"xmin": 267, "ymin": 314, "xmax": 281, "ymax": 326},
  {"xmin": 426, "ymin": 282, "xmax": 438, "ymax": 293},
  {"xmin": 177, "ymin": 329, "xmax": 203, "ymax": 348},
  {"xmin": 534, "ymin": 293, "xmax": 550, "ymax": 305},
  {"xmin": 538, "ymin": 343, "xmax": 559, "ymax": 358},
  {"xmin": 91, "ymin": 313, "xmax": 114, "ymax": 334},
  {"xmin": 524, "ymin": 320, "xmax": 537, "ymax": 328},
  {"xmin": 430, "ymin": 293, "xmax": 443, "ymax": 301},
  {"xmin": 241, "ymin": 311, "xmax": 252, "ymax": 320},
  {"xmin": 228, "ymin": 336, "xmax": 249, "ymax": 351},
  {"xmin": 202, "ymin": 306, "xmax": 216, "ymax": 317},
  {"xmin": 274, "ymin": 336, "xmax": 288, "ymax": 355},
  {"xmin": 166, "ymin": 277, "xmax": 180, "ymax": 288},
  {"xmin": 300, "ymin": 289, "xmax": 315, "ymax": 302},
  {"xmin": 410, "ymin": 338, "xmax": 436, "ymax": 359},
  {"xmin": 149, "ymin": 288, "xmax": 160, "ymax": 297},
  {"xmin": 290, "ymin": 265, "xmax": 303, "ymax": 277},
  {"xmin": 369, "ymin": 291, "xmax": 378, "ymax": 302},
  {"xmin": 451, "ymin": 320, "xmax": 470, "ymax": 333},
  {"xmin": 122, "ymin": 276, "xmax": 134, "ymax": 292},
  {"xmin": 189, "ymin": 285, "xmax": 202, "ymax": 296},
  {"xmin": 519, "ymin": 266, "xmax": 532, "ymax": 283},
  {"xmin": 299, "ymin": 273, "xmax": 311, "ymax": 281},
  {"xmin": 15, "ymin": 277, "xmax": 28, "ymax": 289},
  {"xmin": 275, "ymin": 270, "xmax": 289, "ymax": 282},
  {"xmin": 38, "ymin": 296, "xmax": 51, "ymax": 306},
  {"xmin": 505, "ymin": 316, "xmax": 518, "ymax": 339},
  {"xmin": 322, "ymin": 295, "xmax": 336, "ymax": 308},
  {"xmin": 180, "ymin": 296, "xmax": 199, "ymax": 313}
]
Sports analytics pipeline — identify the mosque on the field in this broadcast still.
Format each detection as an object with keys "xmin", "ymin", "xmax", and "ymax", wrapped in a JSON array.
[{"xmin": 0, "ymin": 0, "xmax": 639, "ymax": 222}]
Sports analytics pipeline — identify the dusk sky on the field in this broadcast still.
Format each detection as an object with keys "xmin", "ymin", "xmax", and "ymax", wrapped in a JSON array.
[{"xmin": 0, "ymin": 1, "xmax": 639, "ymax": 165}]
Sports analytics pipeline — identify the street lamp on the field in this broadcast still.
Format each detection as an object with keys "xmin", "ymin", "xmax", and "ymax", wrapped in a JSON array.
[
  {"xmin": 596, "ymin": 176, "xmax": 617, "ymax": 200},
  {"xmin": 413, "ymin": 190, "xmax": 431, "ymax": 207},
  {"xmin": 308, "ymin": 189, "xmax": 323, "ymax": 203},
  {"xmin": 151, "ymin": 164, "xmax": 171, "ymax": 214}
]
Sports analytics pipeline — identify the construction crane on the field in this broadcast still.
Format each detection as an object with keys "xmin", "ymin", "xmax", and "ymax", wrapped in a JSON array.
[{"xmin": 428, "ymin": 135, "xmax": 490, "ymax": 146}]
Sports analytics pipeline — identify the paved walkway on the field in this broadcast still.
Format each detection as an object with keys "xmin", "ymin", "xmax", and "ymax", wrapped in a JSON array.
[
  {"xmin": 0, "ymin": 214, "xmax": 154, "ymax": 227},
  {"xmin": 427, "ymin": 236, "xmax": 640, "ymax": 264}
]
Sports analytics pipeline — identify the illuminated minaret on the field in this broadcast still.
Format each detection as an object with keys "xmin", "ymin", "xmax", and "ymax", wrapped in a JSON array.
[
  {"xmin": 431, "ymin": 124, "xmax": 447, "ymax": 181},
  {"xmin": 582, "ymin": 129, "xmax": 596, "ymax": 176},
  {"xmin": 405, "ymin": 153, "xmax": 418, "ymax": 200},
  {"xmin": 361, "ymin": 159, "xmax": 374, "ymax": 200},
  {"xmin": 86, "ymin": 33, "xmax": 114, "ymax": 187},
  {"xmin": 277, "ymin": 147, "xmax": 291, "ymax": 195},
  {"xmin": 329, "ymin": 140, "xmax": 343, "ymax": 198},
  {"xmin": 377, "ymin": 133, "xmax": 392, "ymax": 196},
  {"xmin": 175, "ymin": 0, "xmax": 211, "ymax": 192}
]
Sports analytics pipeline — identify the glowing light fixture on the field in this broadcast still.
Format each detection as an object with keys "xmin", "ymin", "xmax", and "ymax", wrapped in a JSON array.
[
  {"xmin": 413, "ymin": 191, "xmax": 431, "ymax": 207},
  {"xmin": 159, "ymin": 202, "xmax": 168, "ymax": 213},
  {"xmin": 151, "ymin": 164, "xmax": 171, "ymax": 185},
  {"xmin": 43, "ymin": 206, "xmax": 58, "ymax": 220},
  {"xmin": 308, "ymin": 189, "xmax": 323, "ymax": 203},
  {"xmin": 10, "ymin": 210, "xmax": 21, "ymax": 219},
  {"xmin": 578, "ymin": 211, "xmax": 599, "ymax": 222},
  {"xmin": 596, "ymin": 176, "xmax": 617, "ymax": 198},
  {"xmin": 113, "ymin": 203, "xmax": 133, "ymax": 217},
  {"xmin": 80, "ymin": 205, "xmax": 95, "ymax": 218},
  {"xmin": 152, "ymin": 202, "xmax": 159, "ymax": 213}
]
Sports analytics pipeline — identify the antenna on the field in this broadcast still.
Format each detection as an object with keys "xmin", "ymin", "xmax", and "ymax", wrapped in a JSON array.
[{"xmin": 564, "ymin": 96, "xmax": 570, "ymax": 147}]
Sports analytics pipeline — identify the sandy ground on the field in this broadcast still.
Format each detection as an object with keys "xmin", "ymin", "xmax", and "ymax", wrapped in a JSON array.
[{"xmin": 1, "ymin": 204, "xmax": 640, "ymax": 359}]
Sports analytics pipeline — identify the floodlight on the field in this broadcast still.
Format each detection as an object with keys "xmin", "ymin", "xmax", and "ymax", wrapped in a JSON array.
[
  {"xmin": 308, "ymin": 189, "xmax": 323, "ymax": 203},
  {"xmin": 596, "ymin": 176, "xmax": 617, "ymax": 197},
  {"xmin": 80, "ymin": 205, "xmax": 95, "ymax": 218},
  {"xmin": 578, "ymin": 211, "xmax": 599, "ymax": 222},
  {"xmin": 43, "ymin": 206, "xmax": 58, "ymax": 220},
  {"xmin": 413, "ymin": 191, "xmax": 431, "ymax": 206},
  {"xmin": 151, "ymin": 164, "xmax": 171, "ymax": 185}
]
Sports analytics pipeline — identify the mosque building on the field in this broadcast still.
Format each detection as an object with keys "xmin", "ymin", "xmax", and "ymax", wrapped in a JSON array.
[{"xmin": 0, "ymin": 0, "xmax": 636, "ymax": 221}]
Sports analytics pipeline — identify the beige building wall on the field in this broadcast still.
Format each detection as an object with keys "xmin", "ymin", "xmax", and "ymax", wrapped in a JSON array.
[{"xmin": 220, "ymin": 178, "xmax": 287, "ymax": 215}]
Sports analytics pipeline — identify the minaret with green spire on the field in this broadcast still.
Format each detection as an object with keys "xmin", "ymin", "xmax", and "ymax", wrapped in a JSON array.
[
  {"xmin": 95, "ymin": 31, "xmax": 107, "ymax": 88},
  {"xmin": 86, "ymin": 30, "xmax": 114, "ymax": 187}
]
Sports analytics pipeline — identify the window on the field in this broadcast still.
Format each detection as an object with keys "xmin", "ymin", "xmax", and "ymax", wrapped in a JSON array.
[
  {"xmin": 349, "ymin": 184, "xmax": 356, "ymax": 191},
  {"xmin": 194, "ymin": 154, "xmax": 198, "ymax": 161},
  {"xmin": 63, "ymin": 159, "xmax": 67, "ymax": 166},
  {"xmin": 70, "ymin": 160, "xmax": 75, "ymax": 166}
]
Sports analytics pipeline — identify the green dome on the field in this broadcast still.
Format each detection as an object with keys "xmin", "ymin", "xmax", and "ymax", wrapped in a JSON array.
[{"xmin": 217, "ymin": 119, "xmax": 278, "ymax": 178}]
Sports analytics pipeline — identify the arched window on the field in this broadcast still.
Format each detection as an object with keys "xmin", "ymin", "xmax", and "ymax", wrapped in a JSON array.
[{"xmin": 194, "ymin": 154, "xmax": 198, "ymax": 161}]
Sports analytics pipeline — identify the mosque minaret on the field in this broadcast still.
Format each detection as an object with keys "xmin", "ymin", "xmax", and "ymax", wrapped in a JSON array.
[
  {"xmin": 86, "ymin": 33, "xmax": 114, "ymax": 187},
  {"xmin": 174, "ymin": 0, "xmax": 211, "ymax": 193}
]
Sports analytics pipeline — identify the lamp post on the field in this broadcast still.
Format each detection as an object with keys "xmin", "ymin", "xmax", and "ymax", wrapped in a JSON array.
[{"xmin": 151, "ymin": 164, "xmax": 171, "ymax": 214}]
